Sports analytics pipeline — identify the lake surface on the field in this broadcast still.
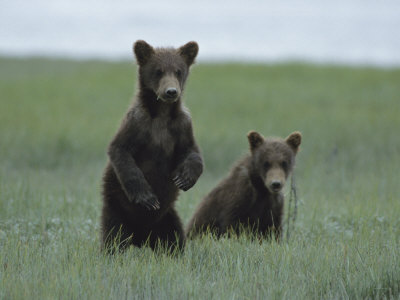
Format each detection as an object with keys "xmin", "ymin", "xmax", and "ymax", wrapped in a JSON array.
[{"xmin": 1, "ymin": 0, "xmax": 400, "ymax": 66}]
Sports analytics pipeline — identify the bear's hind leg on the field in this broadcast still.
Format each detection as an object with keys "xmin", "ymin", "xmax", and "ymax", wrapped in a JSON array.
[
  {"xmin": 149, "ymin": 209, "xmax": 185, "ymax": 255},
  {"xmin": 100, "ymin": 207, "xmax": 136, "ymax": 253}
]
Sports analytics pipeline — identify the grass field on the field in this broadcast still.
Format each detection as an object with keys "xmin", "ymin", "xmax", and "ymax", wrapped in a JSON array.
[{"xmin": 0, "ymin": 57, "xmax": 400, "ymax": 299}]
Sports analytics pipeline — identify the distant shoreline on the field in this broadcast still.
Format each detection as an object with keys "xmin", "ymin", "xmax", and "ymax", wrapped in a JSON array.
[{"xmin": 1, "ymin": 54, "xmax": 399, "ymax": 69}]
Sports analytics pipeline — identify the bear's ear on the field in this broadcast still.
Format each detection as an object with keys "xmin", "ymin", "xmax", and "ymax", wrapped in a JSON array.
[
  {"xmin": 247, "ymin": 131, "xmax": 265, "ymax": 151},
  {"xmin": 286, "ymin": 131, "xmax": 302, "ymax": 153},
  {"xmin": 133, "ymin": 40, "xmax": 155, "ymax": 66},
  {"xmin": 178, "ymin": 41, "xmax": 199, "ymax": 66}
]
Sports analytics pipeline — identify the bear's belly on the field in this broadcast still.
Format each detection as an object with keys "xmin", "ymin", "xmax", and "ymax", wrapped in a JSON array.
[{"xmin": 135, "ymin": 151, "xmax": 178, "ymax": 202}]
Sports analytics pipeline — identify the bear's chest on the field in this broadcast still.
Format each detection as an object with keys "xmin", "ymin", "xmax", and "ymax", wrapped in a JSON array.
[
  {"xmin": 149, "ymin": 116, "xmax": 175, "ymax": 156},
  {"xmin": 247, "ymin": 193, "xmax": 283, "ymax": 219}
]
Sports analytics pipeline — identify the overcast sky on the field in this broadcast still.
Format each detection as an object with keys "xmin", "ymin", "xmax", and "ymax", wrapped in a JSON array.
[{"xmin": 1, "ymin": 0, "xmax": 399, "ymax": 65}]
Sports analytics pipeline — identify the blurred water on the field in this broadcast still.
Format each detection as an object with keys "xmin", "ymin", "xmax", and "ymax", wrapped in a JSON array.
[{"xmin": 1, "ymin": 0, "xmax": 400, "ymax": 65}]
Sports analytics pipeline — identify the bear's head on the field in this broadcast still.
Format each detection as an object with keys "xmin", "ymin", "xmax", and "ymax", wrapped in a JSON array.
[
  {"xmin": 133, "ymin": 40, "xmax": 199, "ymax": 103},
  {"xmin": 247, "ymin": 131, "xmax": 302, "ymax": 194}
]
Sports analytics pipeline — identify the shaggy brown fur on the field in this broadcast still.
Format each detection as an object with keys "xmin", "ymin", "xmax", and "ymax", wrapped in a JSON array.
[
  {"xmin": 186, "ymin": 131, "xmax": 301, "ymax": 240},
  {"xmin": 101, "ymin": 40, "xmax": 203, "ymax": 253}
]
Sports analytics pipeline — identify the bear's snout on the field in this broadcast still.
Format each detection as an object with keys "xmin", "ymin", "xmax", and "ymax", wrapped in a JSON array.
[
  {"xmin": 156, "ymin": 75, "xmax": 181, "ymax": 103},
  {"xmin": 267, "ymin": 179, "xmax": 285, "ymax": 193},
  {"xmin": 265, "ymin": 168, "xmax": 286, "ymax": 193},
  {"xmin": 271, "ymin": 180, "xmax": 282, "ymax": 191},
  {"xmin": 165, "ymin": 87, "xmax": 177, "ymax": 98},
  {"xmin": 161, "ymin": 88, "xmax": 179, "ymax": 102}
]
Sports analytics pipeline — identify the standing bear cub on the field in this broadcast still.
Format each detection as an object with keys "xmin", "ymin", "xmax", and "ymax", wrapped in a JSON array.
[
  {"xmin": 186, "ymin": 131, "xmax": 301, "ymax": 240},
  {"xmin": 101, "ymin": 40, "xmax": 203, "ymax": 253}
]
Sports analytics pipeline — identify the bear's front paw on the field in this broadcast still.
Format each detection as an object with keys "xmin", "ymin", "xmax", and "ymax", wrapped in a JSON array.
[
  {"xmin": 134, "ymin": 190, "xmax": 160, "ymax": 210},
  {"xmin": 173, "ymin": 165, "xmax": 198, "ymax": 191}
]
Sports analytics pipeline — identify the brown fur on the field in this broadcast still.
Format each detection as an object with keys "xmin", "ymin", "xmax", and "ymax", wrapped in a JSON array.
[
  {"xmin": 100, "ymin": 40, "xmax": 203, "ymax": 253},
  {"xmin": 186, "ymin": 131, "xmax": 301, "ymax": 240}
]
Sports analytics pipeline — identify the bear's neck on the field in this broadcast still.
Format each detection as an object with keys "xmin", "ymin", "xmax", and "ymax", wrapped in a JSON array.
[{"xmin": 137, "ymin": 87, "xmax": 182, "ymax": 119}]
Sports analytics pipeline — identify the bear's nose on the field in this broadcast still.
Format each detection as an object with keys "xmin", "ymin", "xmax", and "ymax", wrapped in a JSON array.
[
  {"xmin": 271, "ymin": 181, "xmax": 282, "ymax": 189},
  {"xmin": 165, "ymin": 88, "xmax": 177, "ymax": 97}
]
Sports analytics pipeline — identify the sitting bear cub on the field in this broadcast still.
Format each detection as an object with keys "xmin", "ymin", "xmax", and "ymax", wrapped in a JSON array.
[{"xmin": 186, "ymin": 131, "xmax": 301, "ymax": 240}]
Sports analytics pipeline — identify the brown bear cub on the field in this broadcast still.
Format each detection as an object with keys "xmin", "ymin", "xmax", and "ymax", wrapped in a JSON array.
[
  {"xmin": 101, "ymin": 40, "xmax": 203, "ymax": 253},
  {"xmin": 186, "ymin": 131, "xmax": 301, "ymax": 240}
]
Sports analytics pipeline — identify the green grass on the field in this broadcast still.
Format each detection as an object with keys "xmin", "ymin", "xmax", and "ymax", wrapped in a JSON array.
[{"xmin": 1, "ymin": 57, "xmax": 400, "ymax": 299}]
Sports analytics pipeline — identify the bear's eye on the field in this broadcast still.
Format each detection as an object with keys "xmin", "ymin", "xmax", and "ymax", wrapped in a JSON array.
[
  {"xmin": 264, "ymin": 162, "xmax": 270, "ymax": 170},
  {"xmin": 175, "ymin": 69, "xmax": 182, "ymax": 77},
  {"xmin": 155, "ymin": 69, "xmax": 163, "ymax": 77},
  {"xmin": 281, "ymin": 161, "xmax": 288, "ymax": 170}
]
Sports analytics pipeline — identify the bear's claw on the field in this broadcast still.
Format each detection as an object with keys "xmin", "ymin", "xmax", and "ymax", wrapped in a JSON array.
[
  {"xmin": 134, "ymin": 192, "xmax": 160, "ymax": 210},
  {"xmin": 173, "ymin": 174, "xmax": 195, "ymax": 191}
]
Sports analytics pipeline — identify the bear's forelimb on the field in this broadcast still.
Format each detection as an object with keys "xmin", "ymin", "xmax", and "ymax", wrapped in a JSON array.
[
  {"xmin": 108, "ymin": 144, "xmax": 160, "ymax": 210},
  {"xmin": 172, "ymin": 151, "xmax": 203, "ymax": 191}
]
